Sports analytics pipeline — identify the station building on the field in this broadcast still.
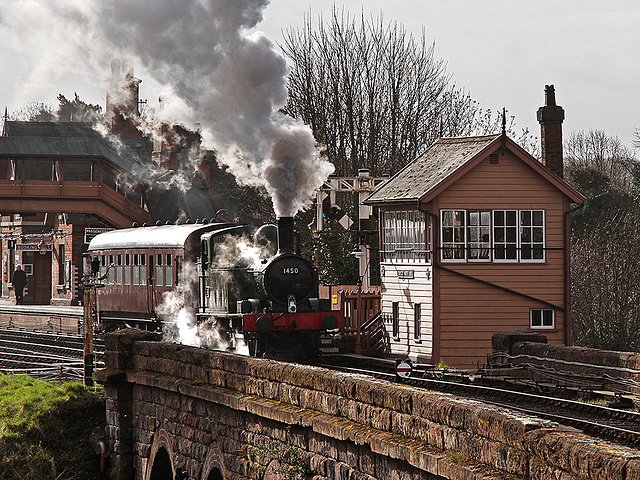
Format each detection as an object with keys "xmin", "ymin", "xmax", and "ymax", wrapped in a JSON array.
[
  {"xmin": 365, "ymin": 86, "xmax": 586, "ymax": 370},
  {"xmin": 0, "ymin": 119, "xmax": 151, "ymax": 305},
  {"xmin": 0, "ymin": 61, "xmax": 219, "ymax": 306}
]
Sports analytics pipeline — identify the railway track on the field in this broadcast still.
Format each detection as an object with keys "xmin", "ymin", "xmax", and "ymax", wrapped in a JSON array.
[
  {"xmin": 0, "ymin": 329, "xmax": 104, "ymax": 382},
  {"xmin": 320, "ymin": 359, "xmax": 640, "ymax": 449}
]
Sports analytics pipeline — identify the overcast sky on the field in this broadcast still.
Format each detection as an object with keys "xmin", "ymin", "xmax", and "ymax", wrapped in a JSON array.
[{"xmin": 1, "ymin": 0, "xmax": 639, "ymax": 148}]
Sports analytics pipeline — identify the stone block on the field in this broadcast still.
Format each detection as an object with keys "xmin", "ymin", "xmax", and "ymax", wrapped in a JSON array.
[
  {"xmin": 104, "ymin": 328, "xmax": 161, "ymax": 352},
  {"xmin": 105, "ymin": 351, "xmax": 131, "ymax": 370},
  {"xmin": 308, "ymin": 432, "xmax": 339, "ymax": 460}
]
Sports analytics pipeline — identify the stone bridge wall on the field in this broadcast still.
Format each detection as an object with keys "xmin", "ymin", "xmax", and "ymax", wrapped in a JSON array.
[
  {"xmin": 492, "ymin": 330, "xmax": 640, "ymax": 394},
  {"xmin": 97, "ymin": 329, "xmax": 640, "ymax": 480}
]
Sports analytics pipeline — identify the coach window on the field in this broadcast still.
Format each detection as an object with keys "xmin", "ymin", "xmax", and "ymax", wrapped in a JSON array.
[
  {"xmin": 156, "ymin": 254, "xmax": 164, "ymax": 287},
  {"xmin": 116, "ymin": 254, "xmax": 123, "ymax": 284},
  {"xmin": 414, "ymin": 303, "xmax": 421, "ymax": 341},
  {"xmin": 132, "ymin": 254, "xmax": 139, "ymax": 285},
  {"xmin": 124, "ymin": 254, "xmax": 131, "ymax": 285},
  {"xmin": 140, "ymin": 255, "xmax": 147, "ymax": 285},
  {"xmin": 108, "ymin": 255, "xmax": 115, "ymax": 284},
  {"xmin": 165, "ymin": 254, "xmax": 173, "ymax": 286}
]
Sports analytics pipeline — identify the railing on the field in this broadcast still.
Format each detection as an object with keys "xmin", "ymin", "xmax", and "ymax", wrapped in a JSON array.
[
  {"xmin": 360, "ymin": 311, "xmax": 390, "ymax": 355},
  {"xmin": 338, "ymin": 287, "xmax": 388, "ymax": 355},
  {"xmin": 0, "ymin": 180, "xmax": 150, "ymax": 226},
  {"xmin": 339, "ymin": 288, "xmax": 381, "ymax": 332}
]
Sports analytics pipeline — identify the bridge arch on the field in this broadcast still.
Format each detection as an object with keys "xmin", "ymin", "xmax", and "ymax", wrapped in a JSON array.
[
  {"xmin": 200, "ymin": 444, "xmax": 226, "ymax": 480},
  {"xmin": 145, "ymin": 427, "xmax": 175, "ymax": 480}
]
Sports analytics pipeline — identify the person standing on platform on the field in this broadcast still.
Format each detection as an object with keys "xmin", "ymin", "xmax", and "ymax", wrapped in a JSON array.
[{"xmin": 12, "ymin": 265, "xmax": 27, "ymax": 305}]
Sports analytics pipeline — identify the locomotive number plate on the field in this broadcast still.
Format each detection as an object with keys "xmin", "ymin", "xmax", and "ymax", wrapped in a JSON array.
[{"xmin": 282, "ymin": 267, "xmax": 299, "ymax": 274}]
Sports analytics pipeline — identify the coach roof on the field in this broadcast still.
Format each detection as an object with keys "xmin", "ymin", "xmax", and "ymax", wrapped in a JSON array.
[{"xmin": 87, "ymin": 223, "xmax": 235, "ymax": 251}]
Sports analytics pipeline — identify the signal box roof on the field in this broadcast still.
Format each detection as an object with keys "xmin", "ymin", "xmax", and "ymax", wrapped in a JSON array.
[{"xmin": 365, "ymin": 134, "xmax": 585, "ymax": 205}]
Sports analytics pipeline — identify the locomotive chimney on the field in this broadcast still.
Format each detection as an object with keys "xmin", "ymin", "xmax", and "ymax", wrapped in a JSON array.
[
  {"xmin": 277, "ymin": 217, "xmax": 295, "ymax": 254},
  {"xmin": 537, "ymin": 84, "xmax": 565, "ymax": 178}
]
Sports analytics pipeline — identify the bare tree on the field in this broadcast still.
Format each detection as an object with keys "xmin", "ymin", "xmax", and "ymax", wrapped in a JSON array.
[
  {"xmin": 281, "ymin": 8, "xmax": 487, "ymax": 176},
  {"xmin": 565, "ymin": 130, "xmax": 637, "ymax": 191},
  {"xmin": 9, "ymin": 101, "xmax": 55, "ymax": 122},
  {"xmin": 572, "ymin": 205, "xmax": 640, "ymax": 351}
]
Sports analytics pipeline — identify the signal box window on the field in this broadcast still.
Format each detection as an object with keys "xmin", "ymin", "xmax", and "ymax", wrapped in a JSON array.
[
  {"xmin": 381, "ymin": 210, "xmax": 429, "ymax": 262},
  {"xmin": 531, "ymin": 309, "xmax": 554, "ymax": 329},
  {"xmin": 441, "ymin": 210, "xmax": 465, "ymax": 260}
]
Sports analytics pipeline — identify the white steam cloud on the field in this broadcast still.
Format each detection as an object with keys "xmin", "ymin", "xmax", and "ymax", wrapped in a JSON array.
[
  {"xmin": 158, "ymin": 260, "xmax": 247, "ymax": 353},
  {"xmin": 0, "ymin": 0, "xmax": 334, "ymax": 216}
]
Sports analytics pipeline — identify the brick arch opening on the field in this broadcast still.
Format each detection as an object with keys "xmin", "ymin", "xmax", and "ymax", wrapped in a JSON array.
[
  {"xmin": 149, "ymin": 447, "xmax": 173, "ymax": 480},
  {"xmin": 200, "ymin": 443, "xmax": 226, "ymax": 480},
  {"xmin": 145, "ymin": 427, "xmax": 175, "ymax": 480},
  {"xmin": 206, "ymin": 467, "xmax": 224, "ymax": 480}
]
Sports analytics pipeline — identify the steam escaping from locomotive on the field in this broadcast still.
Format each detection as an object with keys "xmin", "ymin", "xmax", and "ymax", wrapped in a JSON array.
[
  {"xmin": 157, "ymin": 261, "xmax": 230, "ymax": 349},
  {"xmin": 0, "ymin": 0, "xmax": 335, "ymax": 216}
]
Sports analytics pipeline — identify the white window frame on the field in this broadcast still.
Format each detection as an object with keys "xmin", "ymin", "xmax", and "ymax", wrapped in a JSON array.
[
  {"xmin": 441, "ymin": 209, "xmax": 466, "ymax": 262},
  {"xmin": 381, "ymin": 210, "xmax": 429, "ymax": 263},
  {"xmin": 530, "ymin": 308, "xmax": 555, "ymax": 329},
  {"xmin": 493, "ymin": 210, "xmax": 519, "ymax": 263},
  {"xmin": 520, "ymin": 210, "xmax": 546, "ymax": 263},
  {"xmin": 467, "ymin": 210, "xmax": 491, "ymax": 262}
]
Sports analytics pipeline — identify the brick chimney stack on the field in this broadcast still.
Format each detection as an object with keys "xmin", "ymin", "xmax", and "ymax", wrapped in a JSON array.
[
  {"xmin": 106, "ymin": 59, "xmax": 142, "ymax": 141},
  {"xmin": 537, "ymin": 85, "xmax": 565, "ymax": 178}
]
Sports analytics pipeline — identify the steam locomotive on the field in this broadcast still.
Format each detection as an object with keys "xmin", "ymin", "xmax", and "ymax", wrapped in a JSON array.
[{"xmin": 87, "ymin": 217, "xmax": 343, "ymax": 361}]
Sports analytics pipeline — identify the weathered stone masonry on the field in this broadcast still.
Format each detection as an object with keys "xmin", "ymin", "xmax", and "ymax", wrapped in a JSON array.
[{"xmin": 96, "ymin": 329, "xmax": 640, "ymax": 480}]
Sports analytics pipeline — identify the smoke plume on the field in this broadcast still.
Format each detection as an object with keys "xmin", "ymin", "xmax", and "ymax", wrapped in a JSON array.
[{"xmin": 0, "ymin": 0, "xmax": 334, "ymax": 216}]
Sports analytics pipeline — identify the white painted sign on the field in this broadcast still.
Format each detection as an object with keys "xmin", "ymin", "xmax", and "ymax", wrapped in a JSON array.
[
  {"xmin": 84, "ymin": 228, "xmax": 114, "ymax": 244},
  {"xmin": 16, "ymin": 243, "xmax": 52, "ymax": 252}
]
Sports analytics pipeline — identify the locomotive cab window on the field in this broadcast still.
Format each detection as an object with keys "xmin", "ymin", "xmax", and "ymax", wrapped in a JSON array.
[{"xmin": 201, "ymin": 239, "xmax": 209, "ymax": 269}]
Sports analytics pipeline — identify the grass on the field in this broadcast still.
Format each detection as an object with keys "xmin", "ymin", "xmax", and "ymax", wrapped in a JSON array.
[{"xmin": 0, "ymin": 374, "xmax": 106, "ymax": 480}]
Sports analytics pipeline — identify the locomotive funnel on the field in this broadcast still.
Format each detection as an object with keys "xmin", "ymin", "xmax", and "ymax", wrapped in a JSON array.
[{"xmin": 277, "ymin": 216, "xmax": 295, "ymax": 254}]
